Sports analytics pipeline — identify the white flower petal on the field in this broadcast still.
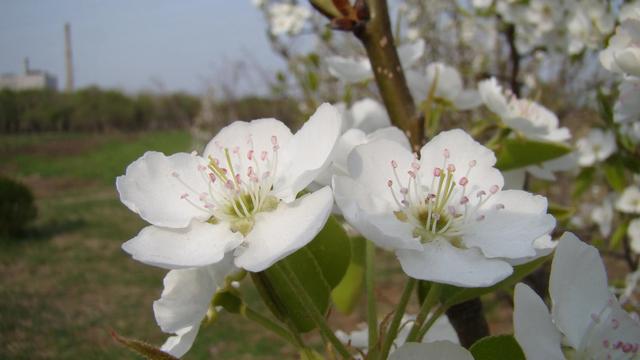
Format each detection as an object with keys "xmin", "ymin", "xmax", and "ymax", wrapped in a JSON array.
[
  {"xmin": 396, "ymin": 239, "xmax": 513, "ymax": 287},
  {"xmin": 464, "ymin": 190, "xmax": 556, "ymax": 259},
  {"xmin": 389, "ymin": 341, "xmax": 474, "ymax": 360},
  {"xmin": 426, "ymin": 63, "xmax": 463, "ymax": 101},
  {"xmin": 349, "ymin": 98, "xmax": 391, "ymax": 133},
  {"xmin": 333, "ymin": 175, "xmax": 420, "ymax": 251},
  {"xmin": 630, "ymin": 218, "xmax": 640, "ymax": 254},
  {"xmin": 616, "ymin": 186, "xmax": 640, "ymax": 214},
  {"xmin": 423, "ymin": 315, "xmax": 460, "ymax": 344},
  {"xmin": 154, "ymin": 257, "xmax": 236, "ymax": 333},
  {"xmin": 274, "ymin": 103, "xmax": 342, "ymax": 200},
  {"xmin": 479, "ymin": 78, "xmax": 509, "ymax": 117},
  {"xmin": 397, "ymin": 40, "xmax": 425, "ymax": 69},
  {"xmin": 549, "ymin": 232, "xmax": 611, "ymax": 349},
  {"xmin": 453, "ymin": 89, "xmax": 482, "ymax": 110},
  {"xmin": 234, "ymin": 187, "xmax": 333, "ymax": 272},
  {"xmin": 348, "ymin": 137, "xmax": 415, "ymax": 206},
  {"xmin": 122, "ymin": 222, "xmax": 242, "ymax": 269},
  {"xmin": 406, "ymin": 69, "xmax": 429, "ymax": 102},
  {"xmin": 160, "ymin": 325, "xmax": 199, "ymax": 358},
  {"xmin": 153, "ymin": 256, "xmax": 236, "ymax": 358},
  {"xmin": 367, "ymin": 126, "xmax": 411, "ymax": 150},
  {"xmin": 506, "ymin": 235, "xmax": 557, "ymax": 266},
  {"xmin": 326, "ymin": 56, "xmax": 373, "ymax": 83},
  {"xmin": 513, "ymin": 283, "xmax": 565, "ymax": 360},
  {"xmin": 116, "ymin": 151, "xmax": 211, "ymax": 228},
  {"xmin": 202, "ymin": 118, "xmax": 293, "ymax": 163},
  {"xmin": 419, "ymin": 129, "xmax": 504, "ymax": 195}
]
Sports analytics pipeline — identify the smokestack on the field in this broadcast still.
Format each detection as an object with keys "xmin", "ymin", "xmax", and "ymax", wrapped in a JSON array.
[
  {"xmin": 64, "ymin": 22, "xmax": 74, "ymax": 92},
  {"xmin": 23, "ymin": 57, "xmax": 30, "ymax": 75}
]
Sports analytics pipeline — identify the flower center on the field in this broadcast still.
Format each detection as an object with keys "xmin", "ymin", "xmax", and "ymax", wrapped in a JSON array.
[
  {"xmin": 387, "ymin": 148, "xmax": 502, "ymax": 246},
  {"xmin": 567, "ymin": 296, "xmax": 639, "ymax": 360},
  {"xmin": 173, "ymin": 135, "xmax": 282, "ymax": 236}
]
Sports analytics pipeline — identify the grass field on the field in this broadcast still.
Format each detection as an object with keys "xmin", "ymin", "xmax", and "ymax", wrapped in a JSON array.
[{"xmin": 0, "ymin": 130, "xmax": 293, "ymax": 359}]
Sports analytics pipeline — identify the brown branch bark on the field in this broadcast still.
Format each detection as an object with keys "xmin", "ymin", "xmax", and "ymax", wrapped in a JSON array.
[{"xmin": 353, "ymin": 0, "xmax": 421, "ymax": 148}]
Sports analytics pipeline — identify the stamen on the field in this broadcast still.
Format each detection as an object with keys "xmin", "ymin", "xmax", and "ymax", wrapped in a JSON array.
[
  {"xmin": 180, "ymin": 193, "xmax": 189, "ymax": 199},
  {"xmin": 391, "ymin": 160, "xmax": 398, "ymax": 169},
  {"xmin": 447, "ymin": 164, "xmax": 456, "ymax": 173},
  {"xmin": 443, "ymin": 148, "xmax": 450, "ymax": 159},
  {"xmin": 459, "ymin": 177, "xmax": 468, "ymax": 186},
  {"xmin": 490, "ymin": 185, "xmax": 500, "ymax": 194}
]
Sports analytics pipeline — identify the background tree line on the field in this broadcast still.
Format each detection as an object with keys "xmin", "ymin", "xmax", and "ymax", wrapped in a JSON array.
[{"xmin": 0, "ymin": 87, "xmax": 201, "ymax": 133}]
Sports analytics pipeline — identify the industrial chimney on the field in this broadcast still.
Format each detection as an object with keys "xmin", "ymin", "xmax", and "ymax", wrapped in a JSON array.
[
  {"xmin": 23, "ymin": 57, "xmax": 30, "ymax": 75},
  {"xmin": 64, "ymin": 22, "xmax": 74, "ymax": 92}
]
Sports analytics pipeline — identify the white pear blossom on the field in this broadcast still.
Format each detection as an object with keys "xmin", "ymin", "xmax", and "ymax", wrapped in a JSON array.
[
  {"xmin": 567, "ymin": 0, "xmax": 615, "ymax": 55},
  {"xmin": 616, "ymin": 186, "xmax": 640, "ymax": 214},
  {"xmin": 314, "ymin": 99, "xmax": 409, "ymax": 188},
  {"xmin": 340, "ymin": 98, "xmax": 392, "ymax": 134},
  {"xmin": 118, "ymin": 103, "xmax": 341, "ymax": 274},
  {"xmin": 154, "ymin": 256, "xmax": 237, "ymax": 357},
  {"xmin": 334, "ymin": 129, "xmax": 555, "ymax": 287},
  {"xmin": 407, "ymin": 62, "xmax": 482, "ymax": 110},
  {"xmin": 503, "ymin": 153, "xmax": 579, "ymax": 189},
  {"xmin": 267, "ymin": 3, "xmax": 310, "ymax": 36},
  {"xmin": 514, "ymin": 232, "xmax": 640, "ymax": 360},
  {"xmin": 335, "ymin": 313, "xmax": 459, "ymax": 359},
  {"xmin": 615, "ymin": 77, "xmax": 640, "ymax": 125},
  {"xmin": 326, "ymin": 40, "xmax": 425, "ymax": 84},
  {"xmin": 479, "ymin": 77, "xmax": 571, "ymax": 142},
  {"xmin": 600, "ymin": 16, "xmax": 640, "ymax": 77},
  {"xmin": 629, "ymin": 218, "xmax": 640, "ymax": 254},
  {"xmin": 389, "ymin": 341, "xmax": 474, "ymax": 360},
  {"xmin": 590, "ymin": 196, "xmax": 614, "ymax": 237},
  {"xmin": 576, "ymin": 128, "xmax": 617, "ymax": 167}
]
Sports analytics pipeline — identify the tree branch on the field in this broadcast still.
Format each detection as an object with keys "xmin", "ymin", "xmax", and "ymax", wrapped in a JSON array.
[{"xmin": 354, "ymin": 0, "xmax": 421, "ymax": 148}]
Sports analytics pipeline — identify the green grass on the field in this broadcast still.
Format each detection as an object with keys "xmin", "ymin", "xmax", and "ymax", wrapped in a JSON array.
[
  {"xmin": 3, "ymin": 130, "xmax": 193, "ymax": 185},
  {"xmin": 0, "ymin": 130, "xmax": 288, "ymax": 359}
]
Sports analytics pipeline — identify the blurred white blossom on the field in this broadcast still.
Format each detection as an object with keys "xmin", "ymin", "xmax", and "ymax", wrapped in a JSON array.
[
  {"xmin": 576, "ymin": 128, "xmax": 617, "ymax": 167},
  {"xmin": 267, "ymin": 3, "xmax": 310, "ymax": 36}
]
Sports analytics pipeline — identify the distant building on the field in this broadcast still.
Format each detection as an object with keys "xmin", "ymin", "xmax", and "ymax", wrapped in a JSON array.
[{"xmin": 0, "ymin": 58, "xmax": 58, "ymax": 91}]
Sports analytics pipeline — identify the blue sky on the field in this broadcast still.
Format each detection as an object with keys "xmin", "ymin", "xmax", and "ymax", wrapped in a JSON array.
[{"xmin": 0, "ymin": 0, "xmax": 285, "ymax": 94}]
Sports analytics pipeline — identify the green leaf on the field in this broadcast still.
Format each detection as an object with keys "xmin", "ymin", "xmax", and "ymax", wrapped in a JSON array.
[
  {"xmin": 470, "ymin": 335, "xmax": 525, "ymax": 360},
  {"xmin": 331, "ymin": 236, "xmax": 366, "ymax": 314},
  {"xmin": 307, "ymin": 72, "xmax": 319, "ymax": 92},
  {"xmin": 603, "ymin": 156, "xmax": 627, "ymax": 192},
  {"xmin": 495, "ymin": 138, "xmax": 572, "ymax": 171},
  {"xmin": 111, "ymin": 330, "xmax": 178, "ymax": 360},
  {"xmin": 572, "ymin": 167, "xmax": 595, "ymax": 198},
  {"xmin": 610, "ymin": 220, "xmax": 629, "ymax": 250},
  {"xmin": 596, "ymin": 88, "xmax": 614, "ymax": 125},
  {"xmin": 254, "ymin": 216, "xmax": 351, "ymax": 332},
  {"xmin": 433, "ymin": 256, "xmax": 550, "ymax": 307}
]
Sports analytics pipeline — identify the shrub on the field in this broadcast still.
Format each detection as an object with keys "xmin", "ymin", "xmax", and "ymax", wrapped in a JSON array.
[{"xmin": 0, "ymin": 176, "xmax": 37, "ymax": 237}]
